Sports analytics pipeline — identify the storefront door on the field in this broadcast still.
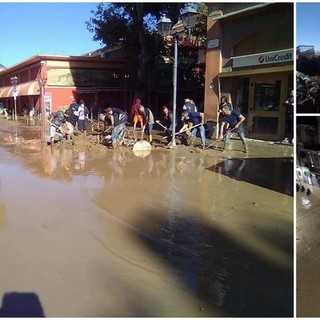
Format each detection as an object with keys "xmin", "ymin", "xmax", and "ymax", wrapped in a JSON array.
[{"xmin": 246, "ymin": 74, "xmax": 287, "ymax": 141}]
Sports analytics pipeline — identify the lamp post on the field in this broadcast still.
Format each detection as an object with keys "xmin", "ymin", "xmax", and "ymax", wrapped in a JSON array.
[
  {"xmin": 179, "ymin": 6, "xmax": 198, "ymax": 38},
  {"xmin": 39, "ymin": 61, "xmax": 47, "ymax": 143},
  {"xmin": 158, "ymin": 8, "xmax": 198, "ymax": 147},
  {"xmin": 10, "ymin": 75, "xmax": 18, "ymax": 121}
]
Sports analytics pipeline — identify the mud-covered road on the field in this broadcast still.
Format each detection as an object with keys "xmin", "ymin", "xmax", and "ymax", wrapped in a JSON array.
[
  {"xmin": 0, "ymin": 119, "xmax": 293, "ymax": 317},
  {"xmin": 296, "ymin": 183, "xmax": 320, "ymax": 317}
]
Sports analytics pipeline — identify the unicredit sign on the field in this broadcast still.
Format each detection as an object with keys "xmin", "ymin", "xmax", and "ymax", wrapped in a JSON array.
[
  {"xmin": 233, "ymin": 49, "xmax": 293, "ymax": 68},
  {"xmin": 260, "ymin": 52, "xmax": 292, "ymax": 63}
]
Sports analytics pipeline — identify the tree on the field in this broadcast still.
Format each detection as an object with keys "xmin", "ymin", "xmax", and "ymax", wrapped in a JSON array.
[{"xmin": 86, "ymin": 2, "xmax": 207, "ymax": 105}]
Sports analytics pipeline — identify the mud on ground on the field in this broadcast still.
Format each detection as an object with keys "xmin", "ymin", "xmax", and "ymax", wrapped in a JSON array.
[{"xmin": 0, "ymin": 118, "xmax": 294, "ymax": 317}]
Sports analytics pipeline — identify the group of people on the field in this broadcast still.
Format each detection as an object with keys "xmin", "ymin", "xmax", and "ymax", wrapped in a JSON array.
[
  {"xmin": 48, "ymin": 99, "xmax": 89, "ymax": 144},
  {"xmin": 48, "ymin": 96, "xmax": 249, "ymax": 153},
  {"xmin": 66, "ymin": 99, "xmax": 90, "ymax": 133},
  {"xmin": 156, "ymin": 96, "xmax": 248, "ymax": 152}
]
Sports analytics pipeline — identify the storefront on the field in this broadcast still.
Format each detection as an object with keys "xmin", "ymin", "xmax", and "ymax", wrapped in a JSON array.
[
  {"xmin": 204, "ymin": 3, "xmax": 293, "ymax": 141},
  {"xmin": 0, "ymin": 55, "xmax": 127, "ymax": 116}
]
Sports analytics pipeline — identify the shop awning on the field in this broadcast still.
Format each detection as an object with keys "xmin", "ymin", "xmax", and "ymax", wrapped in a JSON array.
[
  {"xmin": 0, "ymin": 81, "xmax": 40, "ymax": 98},
  {"xmin": 218, "ymin": 65, "xmax": 293, "ymax": 78}
]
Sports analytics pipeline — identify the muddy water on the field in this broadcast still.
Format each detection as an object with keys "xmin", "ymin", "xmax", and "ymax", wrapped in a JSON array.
[
  {"xmin": 209, "ymin": 157, "xmax": 294, "ymax": 196},
  {"xmin": 0, "ymin": 120, "xmax": 293, "ymax": 317},
  {"xmin": 296, "ymin": 184, "xmax": 320, "ymax": 316}
]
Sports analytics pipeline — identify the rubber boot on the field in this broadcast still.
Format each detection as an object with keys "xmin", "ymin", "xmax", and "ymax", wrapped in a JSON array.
[{"xmin": 148, "ymin": 134, "xmax": 153, "ymax": 144}]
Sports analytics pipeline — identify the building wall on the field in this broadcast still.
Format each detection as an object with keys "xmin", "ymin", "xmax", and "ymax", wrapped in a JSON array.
[
  {"xmin": 0, "ymin": 55, "xmax": 126, "ymax": 114},
  {"xmin": 204, "ymin": 3, "xmax": 293, "ymax": 140},
  {"xmin": 204, "ymin": 12, "xmax": 222, "ymax": 122}
]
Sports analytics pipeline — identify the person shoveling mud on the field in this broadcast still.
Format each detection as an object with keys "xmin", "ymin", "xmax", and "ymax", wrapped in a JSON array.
[{"xmin": 47, "ymin": 110, "xmax": 74, "ymax": 145}]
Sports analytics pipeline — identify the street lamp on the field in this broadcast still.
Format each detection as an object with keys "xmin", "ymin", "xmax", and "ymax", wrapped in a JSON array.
[
  {"xmin": 39, "ymin": 60, "xmax": 47, "ymax": 143},
  {"xmin": 157, "ymin": 8, "xmax": 198, "ymax": 147},
  {"xmin": 179, "ymin": 6, "xmax": 198, "ymax": 38},
  {"xmin": 10, "ymin": 75, "xmax": 18, "ymax": 121},
  {"xmin": 157, "ymin": 14, "xmax": 177, "ymax": 147}
]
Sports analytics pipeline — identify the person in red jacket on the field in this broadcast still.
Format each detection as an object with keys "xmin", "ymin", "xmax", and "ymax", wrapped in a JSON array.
[{"xmin": 131, "ymin": 98, "xmax": 144, "ymax": 131}]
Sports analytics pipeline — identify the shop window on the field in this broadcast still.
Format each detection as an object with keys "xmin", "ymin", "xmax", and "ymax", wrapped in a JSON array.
[
  {"xmin": 237, "ymin": 77, "xmax": 249, "ymax": 115},
  {"xmin": 253, "ymin": 81, "xmax": 281, "ymax": 111},
  {"xmin": 252, "ymin": 116, "xmax": 278, "ymax": 135}
]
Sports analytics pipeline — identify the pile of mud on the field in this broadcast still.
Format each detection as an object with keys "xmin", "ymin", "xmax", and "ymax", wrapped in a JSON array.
[
  {"xmin": 52, "ymin": 129, "xmax": 205, "ymax": 155},
  {"xmin": 54, "ymin": 133, "xmax": 109, "ymax": 153}
]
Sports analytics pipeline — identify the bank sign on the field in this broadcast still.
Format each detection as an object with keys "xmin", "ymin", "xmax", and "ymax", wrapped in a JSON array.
[{"xmin": 233, "ymin": 49, "xmax": 293, "ymax": 68}]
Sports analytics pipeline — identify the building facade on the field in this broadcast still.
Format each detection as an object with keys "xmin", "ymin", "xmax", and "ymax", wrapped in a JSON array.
[
  {"xmin": 204, "ymin": 3, "xmax": 293, "ymax": 141},
  {"xmin": 296, "ymin": 45, "xmax": 315, "ymax": 59},
  {"xmin": 0, "ymin": 55, "xmax": 128, "ymax": 116}
]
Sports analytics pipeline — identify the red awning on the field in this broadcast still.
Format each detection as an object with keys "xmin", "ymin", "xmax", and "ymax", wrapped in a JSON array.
[{"xmin": 0, "ymin": 81, "xmax": 40, "ymax": 98}]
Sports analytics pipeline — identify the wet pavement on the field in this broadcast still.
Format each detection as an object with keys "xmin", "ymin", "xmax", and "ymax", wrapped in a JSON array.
[
  {"xmin": 0, "ymin": 119, "xmax": 293, "ymax": 317},
  {"xmin": 296, "ymin": 182, "xmax": 320, "ymax": 316},
  {"xmin": 209, "ymin": 157, "xmax": 293, "ymax": 196}
]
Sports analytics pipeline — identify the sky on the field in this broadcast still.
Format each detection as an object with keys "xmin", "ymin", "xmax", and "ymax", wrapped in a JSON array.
[
  {"xmin": 296, "ymin": 2, "xmax": 320, "ymax": 51},
  {"xmin": 0, "ymin": 2, "xmax": 103, "ymax": 68}
]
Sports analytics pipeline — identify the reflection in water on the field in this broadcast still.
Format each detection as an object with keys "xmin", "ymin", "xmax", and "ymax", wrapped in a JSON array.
[
  {"xmin": 75, "ymin": 151, "xmax": 86, "ymax": 170},
  {"xmin": 90, "ymin": 151, "xmax": 293, "ymax": 316},
  {"xmin": 209, "ymin": 157, "xmax": 293, "ymax": 196}
]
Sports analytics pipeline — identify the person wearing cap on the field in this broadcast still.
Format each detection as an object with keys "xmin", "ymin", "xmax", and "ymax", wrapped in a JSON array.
[
  {"xmin": 179, "ymin": 109, "xmax": 206, "ymax": 149},
  {"xmin": 139, "ymin": 105, "xmax": 154, "ymax": 144},
  {"xmin": 182, "ymin": 98, "xmax": 198, "ymax": 113}
]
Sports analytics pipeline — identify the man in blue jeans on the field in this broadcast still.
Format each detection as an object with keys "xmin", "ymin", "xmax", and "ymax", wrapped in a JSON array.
[
  {"xmin": 180, "ymin": 109, "xmax": 206, "ymax": 149},
  {"xmin": 104, "ymin": 107, "xmax": 128, "ymax": 147},
  {"xmin": 219, "ymin": 105, "xmax": 248, "ymax": 153}
]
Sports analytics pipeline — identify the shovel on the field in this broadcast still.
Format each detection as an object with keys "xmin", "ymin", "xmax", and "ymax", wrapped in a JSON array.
[
  {"xmin": 155, "ymin": 120, "xmax": 169, "ymax": 131},
  {"xmin": 47, "ymin": 119, "xmax": 69, "ymax": 135},
  {"xmin": 166, "ymin": 123, "xmax": 202, "ymax": 148},
  {"xmin": 175, "ymin": 123, "xmax": 202, "ymax": 136},
  {"xmin": 205, "ymin": 128, "xmax": 236, "ymax": 150}
]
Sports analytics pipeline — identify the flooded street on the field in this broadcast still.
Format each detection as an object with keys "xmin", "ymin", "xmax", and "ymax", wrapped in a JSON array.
[
  {"xmin": 0, "ymin": 119, "xmax": 293, "ymax": 317},
  {"xmin": 296, "ymin": 183, "xmax": 320, "ymax": 316}
]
